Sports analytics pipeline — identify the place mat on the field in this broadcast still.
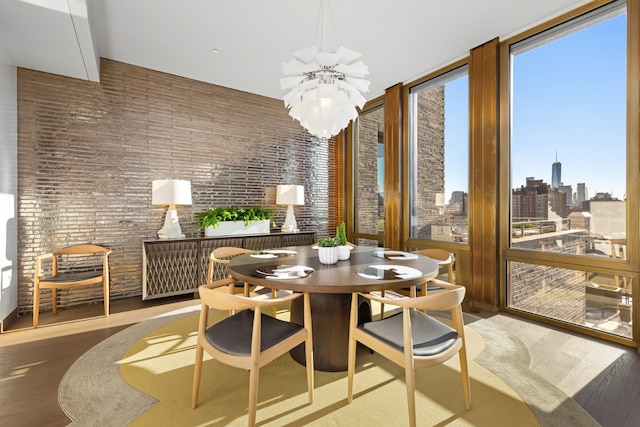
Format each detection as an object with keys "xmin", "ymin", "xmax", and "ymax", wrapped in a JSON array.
[
  {"xmin": 371, "ymin": 250, "xmax": 418, "ymax": 260},
  {"xmin": 356, "ymin": 265, "xmax": 423, "ymax": 280},
  {"xmin": 255, "ymin": 264, "xmax": 314, "ymax": 279},
  {"xmin": 250, "ymin": 249, "xmax": 298, "ymax": 259}
]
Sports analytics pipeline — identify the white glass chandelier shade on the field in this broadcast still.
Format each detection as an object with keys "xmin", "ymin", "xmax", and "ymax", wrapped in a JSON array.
[
  {"xmin": 152, "ymin": 179, "xmax": 192, "ymax": 239},
  {"xmin": 281, "ymin": 0, "xmax": 370, "ymax": 139}
]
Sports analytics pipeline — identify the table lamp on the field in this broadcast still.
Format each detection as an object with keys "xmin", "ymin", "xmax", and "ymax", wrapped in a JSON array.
[
  {"xmin": 152, "ymin": 179, "xmax": 192, "ymax": 239},
  {"xmin": 276, "ymin": 184, "xmax": 304, "ymax": 233}
]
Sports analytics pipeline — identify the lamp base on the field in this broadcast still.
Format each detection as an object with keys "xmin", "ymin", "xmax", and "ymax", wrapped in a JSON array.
[
  {"xmin": 157, "ymin": 204, "xmax": 185, "ymax": 239},
  {"xmin": 281, "ymin": 204, "xmax": 299, "ymax": 233},
  {"xmin": 157, "ymin": 232, "xmax": 186, "ymax": 240}
]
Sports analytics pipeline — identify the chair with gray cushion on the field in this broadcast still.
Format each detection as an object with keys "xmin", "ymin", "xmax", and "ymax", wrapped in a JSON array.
[
  {"xmin": 209, "ymin": 246, "xmax": 284, "ymax": 316},
  {"xmin": 33, "ymin": 244, "xmax": 112, "ymax": 328},
  {"xmin": 347, "ymin": 281, "xmax": 470, "ymax": 427},
  {"xmin": 192, "ymin": 277, "xmax": 314, "ymax": 426}
]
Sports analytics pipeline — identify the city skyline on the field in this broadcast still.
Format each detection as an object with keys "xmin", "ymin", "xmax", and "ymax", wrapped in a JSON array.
[
  {"xmin": 511, "ymin": 12, "xmax": 626, "ymax": 200},
  {"xmin": 441, "ymin": 9, "xmax": 626, "ymax": 202},
  {"xmin": 381, "ymin": 9, "xmax": 626, "ymax": 205}
]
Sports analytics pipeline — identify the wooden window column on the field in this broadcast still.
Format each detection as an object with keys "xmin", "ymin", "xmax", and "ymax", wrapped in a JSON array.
[
  {"xmin": 469, "ymin": 39, "xmax": 499, "ymax": 310},
  {"xmin": 384, "ymin": 84, "xmax": 403, "ymax": 250}
]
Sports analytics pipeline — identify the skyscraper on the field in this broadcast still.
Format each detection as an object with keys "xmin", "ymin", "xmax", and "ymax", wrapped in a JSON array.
[
  {"xmin": 576, "ymin": 183, "xmax": 588, "ymax": 210},
  {"xmin": 551, "ymin": 153, "xmax": 561, "ymax": 189}
]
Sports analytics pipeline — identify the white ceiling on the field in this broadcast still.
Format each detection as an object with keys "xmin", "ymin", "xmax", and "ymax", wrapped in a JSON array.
[{"xmin": 0, "ymin": 0, "xmax": 591, "ymax": 101}]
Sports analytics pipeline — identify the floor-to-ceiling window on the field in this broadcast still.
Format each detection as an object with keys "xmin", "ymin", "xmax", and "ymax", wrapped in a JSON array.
[
  {"xmin": 502, "ymin": 0, "xmax": 636, "ymax": 343},
  {"xmin": 405, "ymin": 64, "xmax": 469, "ymax": 281},
  {"xmin": 408, "ymin": 66, "xmax": 469, "ymax": 244}
]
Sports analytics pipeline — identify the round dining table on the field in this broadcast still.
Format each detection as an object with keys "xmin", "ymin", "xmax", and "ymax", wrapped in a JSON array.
[{"xmin": 228, "ymin": 245, "xmax": 439, "ymax": 371}]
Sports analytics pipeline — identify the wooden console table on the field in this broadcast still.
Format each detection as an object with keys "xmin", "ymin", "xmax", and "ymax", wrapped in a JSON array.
[{"xmin": 142, "ymin": 231, "xmax": 316, "ymax": 300}]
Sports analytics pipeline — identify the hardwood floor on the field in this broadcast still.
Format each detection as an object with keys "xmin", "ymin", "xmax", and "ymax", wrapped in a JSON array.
[{"xmin": 1, "ymin": 297, "xmax": 638, "ymax": 427}]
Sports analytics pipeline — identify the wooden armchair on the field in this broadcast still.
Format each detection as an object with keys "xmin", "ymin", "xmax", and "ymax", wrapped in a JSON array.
[
  {"xmin": 33, "ymin": 244, "xmax": 112, "ymax": 328},
  {"xmin": 208, "ymin": 246, "xmax": 255, "ymax": 296},
  {"xmin": 348, "ymin": 281, "xmax": 470, "ymax": 427},
  {"xmin": 192, "ymin": 277, "xmax": 314, "ymax": 425}
]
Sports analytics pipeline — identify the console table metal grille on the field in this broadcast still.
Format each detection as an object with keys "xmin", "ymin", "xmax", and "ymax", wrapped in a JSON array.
[{"xmin": 142, "ymin": 231, "xmax": 316, "ymax": 300}]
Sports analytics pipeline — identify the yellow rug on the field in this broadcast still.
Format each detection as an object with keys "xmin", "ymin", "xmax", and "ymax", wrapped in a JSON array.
[
  {"xmin": 59, "ymin": 305, "xmax": 599, "ymax": 426},
  {"xmin": 119, "ymin": 310, "xmax": 528, "ymax": 427}
]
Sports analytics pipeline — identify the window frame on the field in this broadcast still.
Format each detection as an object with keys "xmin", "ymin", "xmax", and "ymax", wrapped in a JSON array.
[{"xmin": 498, "ymin": 0, "xmax": 638, "ymax": 346}]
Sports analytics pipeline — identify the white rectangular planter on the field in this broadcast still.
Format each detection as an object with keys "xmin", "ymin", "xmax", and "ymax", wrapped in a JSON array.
[{"xmin": 204, "ymin": 220, "xmax": 271, "ymax": 237}]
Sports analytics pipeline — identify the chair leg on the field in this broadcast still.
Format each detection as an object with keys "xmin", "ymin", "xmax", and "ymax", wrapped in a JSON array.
[
  {"xmin": 305, "ymin": 335, "xmax": 314, "ymax": 404},
  {"xmin": 347, "ymin": 334, "xmax": 356, "ymax": 402},
  {"xmin": 228, "ymin": 283, "xmax": 235, "ymax": 316},
  {"xmin": 380, "ymin": 290, "xmax": 385, "ymax": 319},
  {"xmin": 192, "ymin": 344, "xmax": 204, "ymax": 409},
  {"xmin": 104, "ymin": 278, "xmax": 110, "ymax": 317},
  {"xmin": 33, "ymin": 284, "xmax": 40, "ymax": 328},
  {"xmin": 405, "ymin": 365, "xmax": 417, "ymax": 427},
  {"xmin": 272, "ymin": 289, "xmax": 277, "ymax": 317},
  {"xmin": 248, "ymin": 367, "xmax": 259, "ymax": 426},
  {"xmin": 459, "ymin": 347, "xmax": 472, "ymax": 410},
  {"xmin": 52, "ymin": 287, "xmax": 57, "ymax": 314},
  {"xmin": 347, "ymin": 294, "xmax": 358, "ymax": 403}
]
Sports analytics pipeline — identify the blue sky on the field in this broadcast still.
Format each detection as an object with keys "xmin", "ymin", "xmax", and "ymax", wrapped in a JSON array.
[
  {"xmin": 441, "ymin": 10, "xmax": 626, "ymax": 202},
  {"xmin": 379, "ymin": 10, "xmax": 626, "ymax": 204},
  {"xmin": 444, "ymin": 76, "xmax": 469, "ymax": 200},
  {"xmin": 511, "ymin": 12, "xmax": 626, "ymax": 199}
]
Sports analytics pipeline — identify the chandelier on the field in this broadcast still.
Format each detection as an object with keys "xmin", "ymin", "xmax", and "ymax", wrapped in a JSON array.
[{"xmin": 280, "ymin": 0, "xmax": 370, "ymax": 139}]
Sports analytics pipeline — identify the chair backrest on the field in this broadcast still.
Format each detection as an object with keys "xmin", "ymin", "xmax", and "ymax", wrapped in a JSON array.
[
  {"xmin": 361, "ymin": 281, "xmax": 465, "ymax": 312},
  {"xmin": 207, "ymin": 247, "xmax": 253, "ymax": 282},
  {"xmin": 414, "ymin": 248, "xmax": 451, "ymax": 263},
  {"xmin": 49, "ymin": 244, "xmax": 112, "ymax": 275},
  {"xmin": 414, "ymin": 248, "xmax": 454, "ymax": 283},
  {"xmin": 53, "ymin": 244, "xmax": 112, "ymax": 256},
  {"xmin": 199, "ymin": 277, "xmax": 303, "ymax": 312}
]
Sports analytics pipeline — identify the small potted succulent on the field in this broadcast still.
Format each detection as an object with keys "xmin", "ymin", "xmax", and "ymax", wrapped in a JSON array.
[
  {"xmin": 317, "ymin": 236, "xmax": 339, "ymax": 265},
  {"xmin": 335, "ymin": 222, "xmax": 351, "ymax": 260}
]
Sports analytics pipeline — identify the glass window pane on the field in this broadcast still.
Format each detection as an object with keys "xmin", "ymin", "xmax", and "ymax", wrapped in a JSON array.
[
  {"xmin": 354, "ymin": 105, "xmax": 384, "ymax": 244},
  {"xmin": 510, "ymin": 3, "xmax": 626, "ymax": 256},
  {"xmin": 409, "ymin": 67, "xmax": 469, "ymax": 243},
  {"xmin": 508, "ymin": 261, "xmax": 632, "ymax": 339}
]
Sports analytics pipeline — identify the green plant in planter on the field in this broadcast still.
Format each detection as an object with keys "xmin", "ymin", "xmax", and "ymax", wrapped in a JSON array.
[
  {"xmin": 336, "ymin": 222, "xmax": 347, "ymax": 246},
  {"xmin": 318, "ymin": 236, "xmax": 339, "ymax": 247},
  {"xmin": 196, "ymin": 206, "xmax": 275, "ymax": 230}
]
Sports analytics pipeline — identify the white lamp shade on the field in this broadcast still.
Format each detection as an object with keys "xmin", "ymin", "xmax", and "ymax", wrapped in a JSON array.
[
  {"xmin": 152, "ymin": 179, "xmax": 192, "ymax": 205},
  {"xmin": 276, "ymin": 185, "xmax": 304, "ymax": 206}
]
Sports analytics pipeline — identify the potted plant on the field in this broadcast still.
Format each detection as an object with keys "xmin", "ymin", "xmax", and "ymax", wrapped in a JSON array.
[
  {"xmin": 335, "ymin": 222, "xmax": 351, "ymax": 260},
  {"xmin": 317, "ymin": 236, "xmax": 339, "ymax": 265},
  {"xmin": 197, "ymin": 206, "xmax": 275, "ymax": 237}
]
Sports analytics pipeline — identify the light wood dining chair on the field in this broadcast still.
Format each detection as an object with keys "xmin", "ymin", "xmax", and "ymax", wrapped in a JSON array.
[
  {"xmin": 414, "ymin": 248, "xmax": 454, "ymax": 283},
  {"xmin": 208, "ymin": 246, "xmax": 255, "ymax": 296},
  {"xmin": 379, "ymin": 248, "xmax": 453, "ymax": 317},
  {"xmin": 348, "ymin": 281, "xmax": 471, "ymax": 427},
  {"xmin": 192, "ymin": 277, "xmax": 314, "ymax": 426},
  {"xmin": 209, "ymin": 246, "xmax": 281, "ymax": 315},
  {"xmin": 33, "ymin": 244, "xmax": 112, "ymax": 328}
]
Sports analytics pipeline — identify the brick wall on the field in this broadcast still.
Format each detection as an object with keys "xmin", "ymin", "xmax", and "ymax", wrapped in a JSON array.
[
  {"xmin": 509, "ymin": 233, "xmax": 589, "ymax": 324},
  {"xmin": 18, "ymin": 59, "xmax": 334, "ymax": 314},
  {"xmin": 415, "ymin": 86, "xmax": 445, "ymax": 240},
  {"xmin": 355, "ymin": 106, "xmax": 383, "ymax": 236}
]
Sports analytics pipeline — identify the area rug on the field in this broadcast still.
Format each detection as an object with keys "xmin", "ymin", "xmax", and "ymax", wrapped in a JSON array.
[{"xmin": 59, "ymin": 305, "xmax": 599, "ymax": 426}]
